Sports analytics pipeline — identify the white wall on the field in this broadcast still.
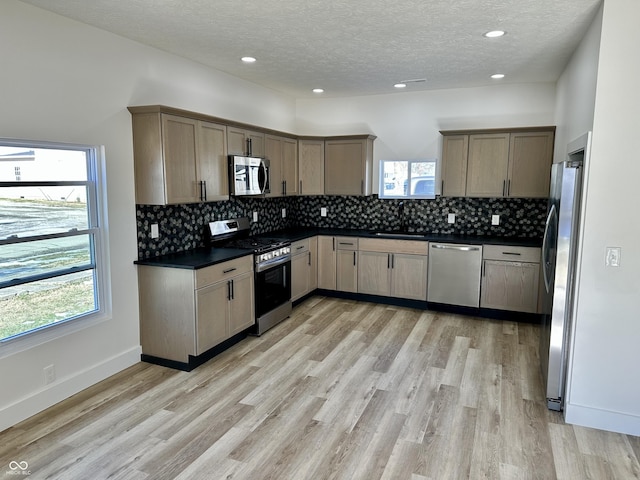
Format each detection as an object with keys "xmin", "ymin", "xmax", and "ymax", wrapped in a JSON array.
[
  {"xmin": 562, "ymin": 0, "xmax": 640, "ymax": 435},
  {"xmin": 296, "ymin": 83, "xmax": 556, "ymax": 185},
  {"xmin": 0, "ymin": 0, "xmax": 295, "ymax": 431}
]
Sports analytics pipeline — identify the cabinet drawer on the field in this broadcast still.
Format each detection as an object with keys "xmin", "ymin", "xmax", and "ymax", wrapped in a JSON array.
[
  {"xmin": 195, "ymin": 255, "xmax": 253, "ymax": 289},
  {"xmin": 335, "ymin": 237, "xmax": 358, "ymax": 250},
  {"xmin": 291, "ymin": 238, "xmax": 310, "ymax": 255},
  {"xmin": 483, "ymin": 245, "xmax": 540, "ymax": 263},
  {"xmin": 358, "ymin": 238, "xmax": 428, "ymax": 255}
]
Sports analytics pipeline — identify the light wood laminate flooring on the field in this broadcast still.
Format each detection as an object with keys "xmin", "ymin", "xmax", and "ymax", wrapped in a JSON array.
[{"xmin": 2, "ymin": 297, "xmax": 639, "ymax": 479}]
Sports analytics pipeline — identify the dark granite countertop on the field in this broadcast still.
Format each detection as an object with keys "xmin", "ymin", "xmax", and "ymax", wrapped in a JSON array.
[
  {"xmin": 261, "ymin": 227, "xmax": 543, "ymax": 248},
  {"xmin": 134, "ymin": 247, "xmax": 251, "ymax": 270},
  {"xmin": 135, "ymin": 228, "xmax": 542, "ymax": 269}
]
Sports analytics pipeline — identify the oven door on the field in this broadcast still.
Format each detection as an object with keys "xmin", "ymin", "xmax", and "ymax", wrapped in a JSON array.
[{"xmin": 255, "ymin": 258, "xmax": 291, "ymax": 319}]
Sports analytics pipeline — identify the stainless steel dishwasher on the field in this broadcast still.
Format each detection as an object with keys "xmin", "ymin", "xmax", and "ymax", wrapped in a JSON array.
[{"xmin": 427, "ymin": 243, "xmax": 483, "ymax": 307}]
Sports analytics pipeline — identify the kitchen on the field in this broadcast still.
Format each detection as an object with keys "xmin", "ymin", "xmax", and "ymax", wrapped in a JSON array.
[{"xmin": 1, "ymin": 0, "xmax": 639, "ymax": 474}]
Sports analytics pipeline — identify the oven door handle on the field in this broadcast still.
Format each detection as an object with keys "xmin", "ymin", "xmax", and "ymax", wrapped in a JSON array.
[{"xmin": 256, "ymin": 255, "xmax": 291, "ymax": 273}]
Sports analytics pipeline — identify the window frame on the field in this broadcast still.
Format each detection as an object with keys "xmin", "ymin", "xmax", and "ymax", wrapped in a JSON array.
[
  {"xmin": 378, "ymin": 158, "xmax": 439, "ymax": 200},
  {"xmin": 0, "ymin": 139, "xmax": 111, "ymax": 357}
]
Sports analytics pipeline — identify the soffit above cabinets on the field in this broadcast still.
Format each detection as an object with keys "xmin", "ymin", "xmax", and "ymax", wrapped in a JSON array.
[{"xmin": 20, "ymin": 0, "xmax": 601, "ymax": 98}]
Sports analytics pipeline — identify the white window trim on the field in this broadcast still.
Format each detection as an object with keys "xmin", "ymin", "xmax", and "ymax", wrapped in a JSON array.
[{"xmin": 0, "ymin": 141, "xmax": 111, "ymax": 359}]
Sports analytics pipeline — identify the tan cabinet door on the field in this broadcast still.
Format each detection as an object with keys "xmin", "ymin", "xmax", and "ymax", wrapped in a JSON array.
[
  {"xmin": 358, "ymin": 251, "xmax": 390, "ymax": 296},
  {"xmin": 336, "ymin": 249, "xmax": 358, "ymax": 293},
  {"xmin": 282, "ymin": 138, "xmax": 298, "ymax": 195},
  {"xmin": 480, "ymin": 260, "xmax": 540, "ymax": 313},
  {"xmin": 228, "ymin": 127, "xmax": 264, "ymax": 157},
  {"xmin": 195, "ymin": 280, "xmax": 229, "ymax": 355},
  {"xmin": 229, "ymin": 271, "xmax": 255, "ymax": 335},
  {"xmin": 466, "ymin": 133, "xmax": 510, "ymax": 197},
  {"xmin": 441, "ymin": 135, "xmax": 469, "ymax": 197},
  {"xmin": 291, "ymin": 251, "xmax": 310, "ymax": 301},
  {"xmin": 325, "ymin": 138, "xmax": 373, "ymax": 196},
  {"xmin": 197, "ymin": 121, "xmax": 228, "ymax": 201},
  {"xmin": 507, "ymin": 131, "xmax": 554, "ymax": 198},
  {"xmin": 391, "ymin": 254, "xmax": 428, "ymax": 301},
  {"xmin": 162, "ymin": 114, "xmax": 200, "ymax": 204},
  {"xmin": 299, "ymin": 140, "xmax": 325, "ymax": 195},
  {"xmin": 317, "ymin": 236, "xmax": 337, "ymax": 290},
  {"xmin": 265, "ymin": 135, "xmax": 284, "ymax": 196}
]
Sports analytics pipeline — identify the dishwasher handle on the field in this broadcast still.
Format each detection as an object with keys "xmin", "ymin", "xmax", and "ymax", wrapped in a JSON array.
[{"xmin": 430, "ymin": 244, "xmax": 480, "ymax": 252}]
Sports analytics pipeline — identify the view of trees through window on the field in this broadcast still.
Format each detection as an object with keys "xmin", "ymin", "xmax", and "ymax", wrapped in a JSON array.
[{"xmin": 0, "ymin": 143, "xmax": 100, "ymax": 341}]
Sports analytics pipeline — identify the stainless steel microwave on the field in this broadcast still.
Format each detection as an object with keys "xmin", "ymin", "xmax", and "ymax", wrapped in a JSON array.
[{"xmin": 229, "ymin": 155, "xmax": 270, "ymax": 196}]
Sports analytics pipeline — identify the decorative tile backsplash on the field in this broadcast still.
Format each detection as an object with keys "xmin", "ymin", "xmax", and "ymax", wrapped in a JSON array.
[{"xmin": 136, "ymin": 195, "xmax": 547, "ymax": 259}]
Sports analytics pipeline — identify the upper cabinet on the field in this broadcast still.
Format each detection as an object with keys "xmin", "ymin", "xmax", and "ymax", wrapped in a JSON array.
[
  {"xmin": 325, "ymin": 136, "xmax": 376, "ymax": 196},
  {"xmin": 130, "ymin": 108, "xmax": 228, "ymax": 205},
  {"xmin": 440, "ymin": 127, "xmax": 555, "ymax": 198},
  {"xmin": 298, "ymin": 139, "xmax": 325, "ymax": 195},
  {"xmin": 265, "ymin": 134, "xmax": 298, "ymax": 197},
  {"xmin": 227, "ymin": 126, "xmax": 264, "ymax": 157}
]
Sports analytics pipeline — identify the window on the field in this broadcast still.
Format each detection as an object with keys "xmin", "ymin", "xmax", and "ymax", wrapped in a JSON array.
[
  {"xmin": 0, "ymin": 140, "xmax": 109, "ymax": 346},
  {"xmin": 378, "ymin": 159, "xmax": 438, "ymax": 199}
]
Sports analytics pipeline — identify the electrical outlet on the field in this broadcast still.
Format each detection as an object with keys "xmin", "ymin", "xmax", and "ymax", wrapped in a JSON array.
[
  {"xmin": 447, "ymin": 213, "xmax": 456, "ymax": 224},
  {"xmin": 44, "ymin": 364, "xmax": 56, "ymax": 385},
  {"xmin": 150, "ymin": 223, "xmax": 159, "ymax": 238},
  {"xmin": 491, "ymin": 215, "xmax": 500, "ymax": 226},
  {"xmin": 282, "ymin": 208, "xmax": 286, "ymax": 218},
  {"xmin": 321, "ymin": 207, "xmax": 327, "ymax": 217},
  {"xmin": 252, "ymin": 211, "xmax": 258, "ymax": 222},
  {"xmin": 605, "ymin": 246, "xmax": 621, "ymax": 267}
]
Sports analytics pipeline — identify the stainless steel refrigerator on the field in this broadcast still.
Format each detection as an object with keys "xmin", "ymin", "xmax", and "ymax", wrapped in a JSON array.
[{"xmin": 539, "ymin": 132, "xmax": 590, "ymax": 411}]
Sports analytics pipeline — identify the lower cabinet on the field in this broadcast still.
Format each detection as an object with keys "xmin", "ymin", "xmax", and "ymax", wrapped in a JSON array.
[
  {"xmin": 480, "ymin": 245, "xmax": 541, "ymax": 313},
  {"xmin": 317, "ymin": 236, "xmax": 337, "ymax": 290},
  {"xmin": 336, "ymin": 237, "xmax": 358, "ymax": 293},
  {"xmin": 291, "ymin": 237, "xmax": 318, "ymax": 301},
  {"xmin": 138, "ymin": 255, "xmax": 254, "ymax": 364},
  {"xmin": 358, "ymin": 238, "xmax": 428, "ymax": 301}
]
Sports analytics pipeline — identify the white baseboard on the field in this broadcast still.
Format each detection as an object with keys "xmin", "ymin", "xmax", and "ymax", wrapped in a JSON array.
[
  {"xmin": 0, "ymin": 346, "xmax": 141, "ymax": 432},
  {"xmin": 565, "ymin": 402, "xmax": 640, "ymax": 436}
]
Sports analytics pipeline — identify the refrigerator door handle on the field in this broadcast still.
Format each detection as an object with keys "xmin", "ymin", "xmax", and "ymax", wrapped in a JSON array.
[{"xmin": 542, "ymin": 203, "xmax": 557, "ymax": 293}]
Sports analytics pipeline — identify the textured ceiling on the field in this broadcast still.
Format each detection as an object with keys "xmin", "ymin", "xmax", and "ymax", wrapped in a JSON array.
[{"xmin": 20, "ymin": 0, "xmax": 602, "ymax": 99}]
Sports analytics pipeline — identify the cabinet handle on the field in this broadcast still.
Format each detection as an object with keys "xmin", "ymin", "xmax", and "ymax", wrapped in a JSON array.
[
  {"xmin": 482, "ymin": 260, "xmax": 486, "ymax": 277},
  {"xmin": 353, "ymin": 251, "xmax": 356, "ymax": 266},
  {"xmin": 282, "ymin": 180, "xmax": 286, "ymax": 195},
  {"xmin": 502, "ymin": 180, "xmax": 506, "ymax": 197},
  {"xmin": 441, "ymin": 180, "xmax": 444, "ymax": 195},
  {"xmin": 247, "ymin": 138, "xmax": 252, "ymax": 156},
  {"xmin": 227, "ymin": 280, "xmax": 232, "ymax": 300},
  {"xmin": 339, "ymin": 242, "xmax": 354, "ymax": 246},
  {"xmin": 502, "ymin": 251, "xmax": 521, "ymax": 256},
  {"xmin": 507, "ymin": 179, "xmax": 511, "ymax": 196},
  {"xmin": 387, "ymin": 253, "xmax": 390, "ymax": 269},
  {"xmin": 203, "ymin": 180, "xmax": 207, "ymax": 202},
  {"xmin": 299, "ymin": 180, "xmax": 302, "ymax": 194},
  {"xmin": 391, "ymin": 254, "xmax": 395, "ymax": 269},
  {"xmin": 223, "ymin": 267, "xmax": 237, "ymax": 274},
  {"xmin": 296, "ymin": 245, "xmax": 305, "ymax": 250},
  {"xmin": 332, "ymin": 238, "xmax": 335, "ymax": 251},
  {"xmin": 361, "ymin": 180, "xmax": 364, "ymax": 195},
  {"xmin": 231, "ymin": 279, "xmax": 234, "ymax": 300},
  {"xmin": 308, "ymin": 251, "xmax": 311, "ymax": 266}
]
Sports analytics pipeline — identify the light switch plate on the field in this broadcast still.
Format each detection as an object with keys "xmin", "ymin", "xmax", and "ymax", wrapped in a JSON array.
[
  {"xmin": 150, "ymin": 223, "xmax": 159, "ymax": 239},
  {"xmin": 491, "ymin": 214, "xmax": 500, "ymax": 226},
  {"xmin": 447, "ymin": 213, "xmax": 456, "ymax": 224},
  {"xmin": 253, "ymin": 211, "xmax": 258, "ymax": 222},
  {"xmin": 282, "ymin": 208, "xmax": 286, "ymax": 218},
  {"xmin": 321, "ymin": 207, "xmax": 327, "ymax": 217},
  {"xmin": 605, "ymin": 246, "xmax": 621, "ymax": 267}
]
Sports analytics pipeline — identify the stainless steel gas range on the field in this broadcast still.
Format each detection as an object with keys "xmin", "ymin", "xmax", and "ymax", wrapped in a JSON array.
[{"xmin": 208, "ymin": 218, "xmax": 291, "ymax": 335}]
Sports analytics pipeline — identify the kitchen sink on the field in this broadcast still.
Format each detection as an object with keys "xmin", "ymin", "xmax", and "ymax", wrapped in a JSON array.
[{"xmin": 371, "ymin": 231, "xmax": 426, "ymax": 238}]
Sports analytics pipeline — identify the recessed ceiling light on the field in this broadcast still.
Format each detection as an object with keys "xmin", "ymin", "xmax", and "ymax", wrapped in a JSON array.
[
  {"xmin": 312, "ymin": 88, "xmax": 324, "ymax": 93},
  {"xmin": 484, "ymin": 30, "xmax": 506, "ymax": 38},
  {"xmin": 491, "ymin": 73, "xmax": 505, "ymax": 79},
  {"xmin": 394, "ymin": 83, "xmax": 407, "ymax": 89},
  {"xmin": 241, "ymin": 56, "xmax": 256, "ymax": 63}
]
